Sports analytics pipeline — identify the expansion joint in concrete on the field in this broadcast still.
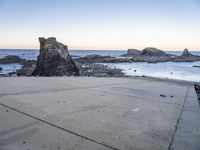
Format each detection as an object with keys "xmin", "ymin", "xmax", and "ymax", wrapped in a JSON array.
[
  {"xmin": 168, "ymin": 86, "xmax": 190, "ymax": 150},
  {"xmin": 0, "ymin": 102, "xmax": 120, "ymax": 150}
]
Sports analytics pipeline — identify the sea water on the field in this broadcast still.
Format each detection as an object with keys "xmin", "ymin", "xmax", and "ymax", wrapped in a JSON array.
[{"xmin": 0, "ymin": 49, "xmax": 200, "ymax": 82}]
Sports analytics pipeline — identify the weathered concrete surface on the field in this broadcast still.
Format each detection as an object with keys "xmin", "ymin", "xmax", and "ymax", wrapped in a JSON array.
[{"xmin": 0, "ymin": 77, "xmax": 199, "ymax": 150}]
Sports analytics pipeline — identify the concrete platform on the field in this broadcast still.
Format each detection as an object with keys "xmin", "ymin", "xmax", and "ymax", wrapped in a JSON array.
[{"xmin": 0, "ymin": 77, "xmax": 199, "ymax": 150}]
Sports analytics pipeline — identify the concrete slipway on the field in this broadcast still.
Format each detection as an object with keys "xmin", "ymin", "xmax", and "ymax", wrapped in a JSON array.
[{"xmin": 0, "ymin": 77, "xmax": 199, "ymax": 150}]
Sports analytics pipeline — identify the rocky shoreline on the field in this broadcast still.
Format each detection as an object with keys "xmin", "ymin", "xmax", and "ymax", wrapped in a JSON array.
[
  {"xmin": 0, "ymin": 37, "xmax": 125, "ymax": 77},
  {"xmin": 0, "ymin": 39, "xmax": 200, "ymax": 78},
  {"xmin": 75, "ymin": 48, "xmax": 200, "ymax": 64},
  {"xmin": 0, "ymin": 59, "xmax": 125, "ymax": 77}
]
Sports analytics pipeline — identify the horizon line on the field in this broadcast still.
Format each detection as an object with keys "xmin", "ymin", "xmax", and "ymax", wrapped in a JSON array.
[{"xmin": 0, "ymin": 48, "xmax": 200, "ymax": 51}]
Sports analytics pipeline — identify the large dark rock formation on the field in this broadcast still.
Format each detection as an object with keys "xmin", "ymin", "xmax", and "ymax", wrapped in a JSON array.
[
  {"xmin": 120, "ymin": 47, "xmax": 174, "ymax": 63},
  {"xmin": 141, "ymin": 47, "xmax": 167, "ymax": 56},
  {"xmin": 182, "ymin": 48, "xmax": 191, "ymax": 56},
  {"xmin": 0, "ymin": 55, "xmax": 26, "ymax": 64},
  {"xmin": 32, "ymin": 37, "xmax": 79, "ymax": 76},
  {"xmin": 128, "ymin": 49, "xmax": 142, "ymax": 55},
  {"xmin": 121, "ymin": 49, "xmax": 141, "ymax": 57},
  {"xmin": 74, "ymin": 54, "xmax": 117, "ymax": 63},
  {"xmin": 173, "ymin": 48, "xmax": 200, "ymax": 62}
]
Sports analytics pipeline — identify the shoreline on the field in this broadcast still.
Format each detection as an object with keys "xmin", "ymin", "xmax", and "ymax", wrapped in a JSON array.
[
  {"xmin": 0, "ymin": 74, "xmax": 194, "ymax": 84},
  {"xmin": 1, "ymin": 49, "xmax": 200, "ymax": 82}
]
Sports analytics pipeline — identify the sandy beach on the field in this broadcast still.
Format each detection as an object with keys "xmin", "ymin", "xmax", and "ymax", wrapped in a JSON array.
[{"xmin": 0, "ymin": 76, "xmax": 199, "ymax": 150}]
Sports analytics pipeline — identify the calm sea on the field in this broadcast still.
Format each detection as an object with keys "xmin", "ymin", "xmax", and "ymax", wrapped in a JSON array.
[{"xmin": 0, "ymin": 49, "xmax": 200, "ymax": 82}]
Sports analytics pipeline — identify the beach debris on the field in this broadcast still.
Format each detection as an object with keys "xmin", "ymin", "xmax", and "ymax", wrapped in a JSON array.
[
  {"xmin": 160, "ymin": 94, "xmax": 166, "ymax": 97},
  {"xmin": 133, "ymin": 107, "xmax": 140, "ymax": 112},
  {"xmin": 123, "ymin": 112, "xmax": 129, "ymax": 117},
  {"xmin": 32, "ymin": 37, "xmax": 79, "ymax": 76}
]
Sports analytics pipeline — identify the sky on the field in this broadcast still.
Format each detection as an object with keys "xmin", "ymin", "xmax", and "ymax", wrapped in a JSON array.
[{"xmin": 0, "ymin": 0, "xmax": 200, "ymax": 50}]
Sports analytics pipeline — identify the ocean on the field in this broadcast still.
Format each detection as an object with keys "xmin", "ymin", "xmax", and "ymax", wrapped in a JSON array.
[{"xmin": 0, "ymin": 49, "xmax": 200, "ymax": 82}]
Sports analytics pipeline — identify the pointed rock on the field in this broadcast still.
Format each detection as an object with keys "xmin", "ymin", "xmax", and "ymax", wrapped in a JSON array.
[
  {"xmin": 32, "ymin": 37, "xmax": 79, "ymax": 76},
  {"xmin": 173, "ymin": 48, "xmax": 200, "ymax": 62},
  {"xmin": 182, "ymin": 48, "xmax": 191, "ymax": 56}
]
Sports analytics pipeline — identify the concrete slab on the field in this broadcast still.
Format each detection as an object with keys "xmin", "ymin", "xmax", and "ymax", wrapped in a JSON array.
[
  {"xmin": 171, "ymin": 85, "xmax": 200, "ymax": 150},
  {"xmin": 0, "ymin": 77, "xmax": 138, "ymax": 94},
  {"xmin": 0, "ymin": 77, "xmax": 199, "ymax": 150},
  {"xmin": 0, "ymin": 105, "xmax": 111, "ymax": 150}
]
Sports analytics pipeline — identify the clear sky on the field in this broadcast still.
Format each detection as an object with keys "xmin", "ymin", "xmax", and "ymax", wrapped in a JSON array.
[{"xmin": 0, "ymin": 0, "xmax": 200, "ymax": 50}]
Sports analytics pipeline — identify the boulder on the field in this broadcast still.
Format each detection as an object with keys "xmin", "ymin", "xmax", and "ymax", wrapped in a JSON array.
[
  {"xmin": 32, "ymin": 37, "xmax": 79, "ymax": 76},
  {"xmin": 0, "ymin": 55, "xmax": 26, "ymax": 64},
  {"xmin": 128, "ymin": 49, "xmax": 141, "ymax": 55},
  {"xmin": 181, "ymin": 48, "xmax": 191, "ymax": 56},
  {"xmin": 121, "ymin": 49, "xmax": 141, "ymax": 57},
  {"xmin": 173, "ymin": 48, "xmax": 200, "ymax": 62},
  {"xmin": 74, "ymin": 54, "xmax": 117, "ymax": 63},
  {"xmin": 142, "ymin": 47, "xmax": 166, "ymax": 56},
  {"xmin": 17, "ymin": 60, "xmax": 36, "ymax": 76}
]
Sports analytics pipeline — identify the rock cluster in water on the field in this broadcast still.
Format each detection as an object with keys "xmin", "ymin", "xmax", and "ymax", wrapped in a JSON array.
[
  {"xmin": 1, "ymin": 44, "xmax": 200, "ymax": 77},
  {"xmin": 0, "ymin": 55, "xmax": 26, "ymax": 64},
  {"xmin": 75, "ymin": 47, "xmax": 200, "ymax": 63},
  {"xmin": 120, "ymin": 47, "xmax": 200, "ymax": 63},
  {"xmin": 173, "ymin": 48, "xmax": 200, "ymax": 62},
  {"xmin": 32, "ymin": 37, "xmax": 79, "ymax": 76}
]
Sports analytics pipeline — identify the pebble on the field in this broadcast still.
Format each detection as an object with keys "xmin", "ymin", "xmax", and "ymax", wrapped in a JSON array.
[{"xmin": 160, "ymin": 94, "xmax": 166, "ymax": 97}]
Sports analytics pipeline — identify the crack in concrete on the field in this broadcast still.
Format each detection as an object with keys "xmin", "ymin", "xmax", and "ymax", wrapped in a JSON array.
[{"xmin": 0, "ymin": 102, "xmax": 120, "ymax": 150}]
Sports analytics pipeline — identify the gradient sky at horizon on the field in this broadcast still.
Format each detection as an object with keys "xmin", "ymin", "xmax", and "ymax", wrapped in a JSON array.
[{"xmin": 0, "ymin": 0, "xmax": 200, "ymax": 50}]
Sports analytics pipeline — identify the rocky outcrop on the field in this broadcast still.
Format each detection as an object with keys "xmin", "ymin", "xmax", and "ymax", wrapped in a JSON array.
[
  {"xmin": 131, "ymin": 55, "xmax": 172, "ymax": 63},
  {"xmin": 0, "ymin": 55, "xmax": 26, "ymax": 64},
  {"xmin": 121, "ymin": 47, "xmax": 169, "ymax": 57},
  {"xmin": 120, "ymin": 47, "xmax": 173, "ymax": 63},
  {"xmin": 76, "ymin": 62, "xmax": 124, "ymax": 77},
  {"xmin": 193, "ymin": 65, "xmax": 200, "ymax": 68},
  {"xmin": 75, "ymin": 48, "xmax": 200, "ymax": 63},
  {"xmin": 74, "ymin": 54, "xmax": 126, "ymax": 63},
  {"xmin": 17, "ymin": 60, "xmax": 36, "ymax": 76},
  {"xmin": 182, "ymin": 48, "xmax": 191, "ymax": 56},
  {"xmin": 141, "ymin": 47, "xmax": 167, "ymax": 56},
  {"xmin": 173, "ymin": 48, "xmax": 200, "ymax": 62},
  {"xmin": 32, "ymin": 37, "xmax": 79, "ymax": 76},
  {"xmin": 121, "ymin": 49, "xmax": 141, "ymax": 57}
]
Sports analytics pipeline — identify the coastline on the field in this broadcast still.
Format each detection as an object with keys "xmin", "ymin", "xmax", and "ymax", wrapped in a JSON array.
[{"xmin": 1, "ymin": 48, "xmax": 200, "ymax": 82}]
